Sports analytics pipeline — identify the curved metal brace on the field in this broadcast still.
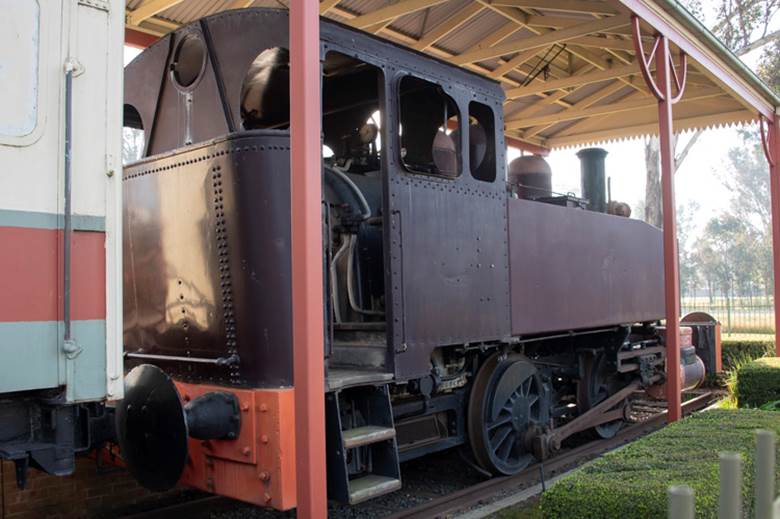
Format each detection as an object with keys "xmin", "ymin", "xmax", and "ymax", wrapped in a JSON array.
[
  {"xmin": 761, "ymin": 115, "xmax": 777, "ymax": 167},
  {"xmin": 631, "ymin": 15, "xmax": 665, "ymax": 101},
  {"xmin": 668, "ymin": 51, "xmax": 688, "ymax": 104}
]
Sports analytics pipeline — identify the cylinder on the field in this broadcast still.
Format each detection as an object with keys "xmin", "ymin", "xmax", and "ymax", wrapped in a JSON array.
[
  {"xmin": 646, "ymin": 326, "xmax": 706, "ymax": 399},
  {"xmin": 508, "ymin": 155, "xmax": 552, "ymax": 200},
  {"xmin": 577, "ymin": 147, "xmax": 608, "ymax": 213}
]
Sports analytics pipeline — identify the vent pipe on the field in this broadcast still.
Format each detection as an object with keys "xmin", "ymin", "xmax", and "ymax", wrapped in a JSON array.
[{"xmin": 577, "ymin": 148, "xmax": 608, "ymax": 213}]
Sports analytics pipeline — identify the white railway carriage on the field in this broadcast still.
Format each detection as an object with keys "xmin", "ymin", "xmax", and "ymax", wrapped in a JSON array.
[{"xmin": 0, "ymin": 0, "xmax": 123, "ymax": 487}]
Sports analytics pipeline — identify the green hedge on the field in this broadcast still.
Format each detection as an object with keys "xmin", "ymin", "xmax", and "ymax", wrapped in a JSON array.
[
  {"xmin": 735, "ymin": 357, "xmax": 780, "ymax": 408},
  {"xmin": 540, "ymin": 409, "xmax": 780, "ymax": 519},
  {"xmin": 722, "ymin": 339, "xmax": 774, "ymax": 372}
]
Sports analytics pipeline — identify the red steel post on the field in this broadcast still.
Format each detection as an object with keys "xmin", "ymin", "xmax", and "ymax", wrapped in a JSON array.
[
  {"xmin": 764, "ymin": 116, "xmax": 780, "ymax": 356},
  {"xmin": 632, "ymin": 15, "xmax": 686, "ymax": 423},
  {"xmin": 656, "ymin": 37, "xmax": 682, "ymax": 422},
  {"xmin": 289, "ymin": 2, "xmax": 327, "ymax": 518}
]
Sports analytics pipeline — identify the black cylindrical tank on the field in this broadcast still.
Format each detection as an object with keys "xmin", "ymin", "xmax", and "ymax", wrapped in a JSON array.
[
  {"xmin": 508, "ymin": 155, "xmax": 552, "ymax": 200},
  {"xmin": 577, "ymin": 148, "xmax": 608, "ymax": 213}
]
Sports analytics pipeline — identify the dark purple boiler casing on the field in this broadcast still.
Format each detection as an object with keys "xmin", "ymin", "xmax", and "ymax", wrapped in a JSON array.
[{"xmin": 508, "ymin": 198, "xmax": 665, "ymax": 335}]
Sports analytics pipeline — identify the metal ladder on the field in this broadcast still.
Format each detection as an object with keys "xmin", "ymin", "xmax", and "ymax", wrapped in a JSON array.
[{"xmin": 325, "ymin": 384, "xmax": 401, "ymax": 504}]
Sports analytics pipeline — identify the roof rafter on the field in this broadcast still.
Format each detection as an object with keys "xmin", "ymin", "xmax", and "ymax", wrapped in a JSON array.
[
  {"xmin": 568, "ymin": 36, "xmax": 636, "ymax": 51},
  {"xmin": 320, "ymin": 0, "xmax": 341, "ymax": 15},
  {"xmin": 412, "ymin": 4, "xmax": 484, "ymax": 51},
  {"xmin": 344, "ymin": 0, "xmax": 448, "ymax": 30},
  {"xmin": 518, "ymin": 80, "xmax": 628, "ymax": 137},
  {"xmin": 509, "ymin": 88, "xmax": 724, "ymax": 129},
  {"xmin": 452, "ymin": 15, "xmax": 631, "ymax": 65},
  {"xmin": 489, "ymin": 48, "xmax": 542, "ymax": 78},
  {"xmin": 227, "ymin": 0, "xmax": 254, "ymax": 8},
  {"xmin": 491, "ymin": 0, "xmax": 619, "ymax": 16},
  {"xmin": 126, "ymin": 0, "xmax": 185, "ymax": 26},
  {"xmin": 506, "ymin": 62, "xmax": 639, "ymax": 99}
]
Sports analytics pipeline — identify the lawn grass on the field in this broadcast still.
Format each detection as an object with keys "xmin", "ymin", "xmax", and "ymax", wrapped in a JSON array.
[{"xmin": 540, "ymin": 409, "xmax": 780, "ymax": 519}]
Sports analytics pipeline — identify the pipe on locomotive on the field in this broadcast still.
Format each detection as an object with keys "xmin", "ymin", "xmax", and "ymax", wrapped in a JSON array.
[{"xmin": 577, "ymin": 148, "xmax": 609, "ymax": 213}]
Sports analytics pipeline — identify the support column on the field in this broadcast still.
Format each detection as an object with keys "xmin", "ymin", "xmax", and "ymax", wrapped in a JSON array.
[
  {"xmin": 761, "ymin": 115, "xmax": 780, "ymax": 356},
  {"xmin": 656, "ymin": 37, "xmax": 682, "ymax": 422},
  {"xmin": 290, "ymin": 2, "xmax": 327, "ymax": 518},
  {"xmin": 632, "ymin": 16, "xmax": 688, "ymax": 423}
]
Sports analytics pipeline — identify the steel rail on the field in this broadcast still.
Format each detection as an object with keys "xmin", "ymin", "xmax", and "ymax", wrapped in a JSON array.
[{"xmin": 386, "ymin": 391, "xmax": 715, "ymax": 519}]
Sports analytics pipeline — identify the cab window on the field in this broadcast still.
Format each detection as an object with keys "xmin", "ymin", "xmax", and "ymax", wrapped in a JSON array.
[{"xmin": 398, "ymin": 76, "xmax": 460, "ymax": 178}]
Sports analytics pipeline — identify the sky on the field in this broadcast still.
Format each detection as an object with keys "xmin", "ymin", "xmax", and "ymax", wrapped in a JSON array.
[{"xmin": 123, "ymin": 2, "xmax": 777, "ymax": 238}]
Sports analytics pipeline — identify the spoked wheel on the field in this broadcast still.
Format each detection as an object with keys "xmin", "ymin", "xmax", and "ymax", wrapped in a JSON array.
[
  {"xmin": 468, "ymin": 354, "xmax": 548, "ymax": 475},
  {"xmin": 578, "ymin": 352, "xmax": 625, "ymax": 439}
]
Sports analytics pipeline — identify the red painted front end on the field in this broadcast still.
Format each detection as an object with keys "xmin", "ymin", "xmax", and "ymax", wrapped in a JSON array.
[{"xmin": 175, "ymin": 382, "xmax": 298, "ymax": 510}]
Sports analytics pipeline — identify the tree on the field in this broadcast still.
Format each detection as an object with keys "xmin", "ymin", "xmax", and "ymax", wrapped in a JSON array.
[
  {"xmin": 643, "ymin": 0, "xmax": 780, "ymax": 227},
  {"xmin": 677, "ymin": 201, "xmax": 700, "ymax": 298}
]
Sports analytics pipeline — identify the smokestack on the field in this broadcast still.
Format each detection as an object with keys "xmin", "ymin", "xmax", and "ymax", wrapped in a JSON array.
[{"xmin": 577, "ymin": 148, "xmax": 608, "ymax": 213}]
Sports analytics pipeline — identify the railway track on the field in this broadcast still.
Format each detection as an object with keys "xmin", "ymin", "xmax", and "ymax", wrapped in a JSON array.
[
  {"xmin": 387, "ymin": 391, "xmax": 716, "ymax": 519},
  {"xmin": 117, "ymin": 392, "xmax": 716, "ymax": 519}
]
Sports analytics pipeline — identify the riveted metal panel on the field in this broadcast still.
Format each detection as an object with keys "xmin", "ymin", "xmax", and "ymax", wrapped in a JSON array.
[
  {"xmin": 123, "ymin": 131, "xmax": 293, "ymax": 387},
  {"xmin": 508, "ymin": 199, "xmax": 665, "ymax": 336}
]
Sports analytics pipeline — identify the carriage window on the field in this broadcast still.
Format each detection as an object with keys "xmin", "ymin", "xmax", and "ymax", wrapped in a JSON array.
[
  {"xmin": 0, "ymin": 0, "xmax": 39, "ymax": 139},
  {"xmin": 399, "ymin": 76, "xmax": 460, "ymax": 178},
  {"xmin": 468, "ymin": 101, "xmax": 497, "ymax": 182}
]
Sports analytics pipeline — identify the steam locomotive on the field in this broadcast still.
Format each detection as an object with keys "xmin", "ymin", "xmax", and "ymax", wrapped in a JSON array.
[{"xmin": 118, "ymin": 8, "xmax": 701, "ymax": 509}]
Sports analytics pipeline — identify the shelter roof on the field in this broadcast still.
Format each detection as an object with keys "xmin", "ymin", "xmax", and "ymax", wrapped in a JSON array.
[{"xmin": 125, "ymin": 0, "xmax": 780, "ymax": 151}]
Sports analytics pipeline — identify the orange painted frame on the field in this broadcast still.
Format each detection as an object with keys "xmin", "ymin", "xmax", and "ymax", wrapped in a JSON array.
[{"xmin": 175, "ymin": 382, "xmax": 298, "ymax": 510}]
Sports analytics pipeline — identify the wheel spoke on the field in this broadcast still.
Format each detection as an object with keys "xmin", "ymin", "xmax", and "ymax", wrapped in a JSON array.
[
  {"xmin": 495, "ymin": 431, "xmax": 515, "ymax": 460},
  {"xmin": 521, "ymin": 378, "xmax": 532, "ymax": 397},
  {"xmin": 488, "ymin": 415, "xmax": 512, "ymax": 430},
  {"xmin": 491, "ymin": 425, "xmax": 511, "ymax": 449}
]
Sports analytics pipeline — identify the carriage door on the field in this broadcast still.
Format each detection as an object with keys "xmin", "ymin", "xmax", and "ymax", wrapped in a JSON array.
[{"xmin": 387, "ymin": 74, "xmax": 510, "ymax": 379}]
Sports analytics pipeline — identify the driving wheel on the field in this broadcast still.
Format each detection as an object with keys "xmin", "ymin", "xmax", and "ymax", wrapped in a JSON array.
[{"xmin": 468, "ymin": 353, "xmax": 548, "ymax": 475}]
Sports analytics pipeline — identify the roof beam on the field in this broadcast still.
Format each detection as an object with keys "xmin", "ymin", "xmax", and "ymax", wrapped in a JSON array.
[
  {"xmin": 126, "ymin": 0, "xmax": 185, "ymax": 26},
  {"xmin": 344, "ymin": 0, "xmax": 449, "ymax": 30},
  {"xmin": 491, "ymin": 0, "xmax": 619, "ymax": 15},
  {"xmin": 320, "ymin": 0, "xmax": 341, "ymax": 14},
  {"xmin": 451, "ymin": 15, "xmax": 631, "ymax": 65},
  {"xmin": 509, "ymin": 88, "xmax": 724, "ymax": 129},
  {"xmin": 477, "ymin": 1, "xmax": 529, "ymax": 26},
  {"xmin": 412, "ymin": 4, "xmax": 484, "ymax": 51},
  {"xmin": 506, "ymin": 62, "xmax": 639, "ymax": 98},
  {"xmin": 227, "ymin": 0, "xmax": 255, "ymax": 8},
  {"xmin": 517, "ymin": 80, "xmax": 627, "ymax": 136},
  {"xmin": 489, "ymin": 48, "xmax": 541, "ymax": 78},
  {"xmin": 568, "ymin": 36, "xmax": 636, "ymax": 51}
]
